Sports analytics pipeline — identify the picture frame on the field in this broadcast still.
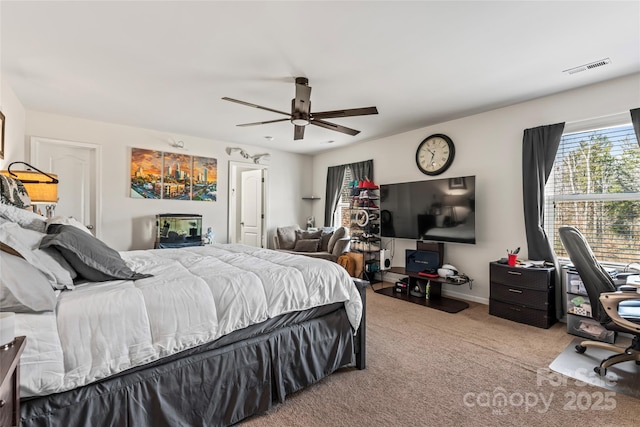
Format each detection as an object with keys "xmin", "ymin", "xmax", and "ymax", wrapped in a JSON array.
[
  {"xmin": 449, "ymin": 177, "xmax": 466, "ymax": 189},
  {"xmin": 130, "ymin": 147, "xmax": 217, "ymax": 201},
  {"xmin": 0, "ymin": 111, "xmax": 5, "ymax": 159}
]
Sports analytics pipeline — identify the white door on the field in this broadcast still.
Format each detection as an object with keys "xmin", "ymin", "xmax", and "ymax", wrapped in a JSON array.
[
  {"xmin": 31, "ymin": 137, "xmax": 101, "ymax": 237},
  {"xmin": 240, "ymin": 169, "xmax": 263, "ymax": 247}
]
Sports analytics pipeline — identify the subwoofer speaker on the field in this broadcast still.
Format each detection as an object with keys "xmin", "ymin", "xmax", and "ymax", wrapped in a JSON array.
[{"xmin": 380, "ymin": 249, "xmax": 391, "ymax": 270}]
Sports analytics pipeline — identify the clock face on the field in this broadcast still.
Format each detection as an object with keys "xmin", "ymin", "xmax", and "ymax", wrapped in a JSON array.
[{"xmin": 416, "ymin": 134, "xmax": 455, "ymax": 175}]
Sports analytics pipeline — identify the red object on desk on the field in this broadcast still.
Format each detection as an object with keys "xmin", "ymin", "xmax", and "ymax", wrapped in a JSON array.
[{"xmin": 418, "ymin": 271, "xmax": 440, "ymax": 278}]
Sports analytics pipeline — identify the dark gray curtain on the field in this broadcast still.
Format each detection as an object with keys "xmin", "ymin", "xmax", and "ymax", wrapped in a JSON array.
[
  {"xmin": 631, "ymin": 108, "xmax": 640, "ymax": 147},
  {"xmin": 324, "ymin": 165, "xmax": 347, "ymax": 227},
  {"xmin": 323, "ymin": 160, "xmax": 374, "ymax": 227},
  {"xmin": 522, "ymin": 122, "xmax": 565, "ymax": 319},
  {"xmin": 348, "ymin": 159, "xmax": 374, "ymax": 182}
]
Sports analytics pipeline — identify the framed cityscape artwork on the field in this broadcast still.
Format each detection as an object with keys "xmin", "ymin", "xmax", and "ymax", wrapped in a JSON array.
[{"xmin": 130, "ymin": 147, "xmax": 217, "ymax": 201}]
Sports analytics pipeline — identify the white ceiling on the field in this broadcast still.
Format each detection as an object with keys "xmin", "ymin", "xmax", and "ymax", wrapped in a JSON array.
[{"xmin": 2, "ymin": 1, "xmax": 639, "ymax": 155}]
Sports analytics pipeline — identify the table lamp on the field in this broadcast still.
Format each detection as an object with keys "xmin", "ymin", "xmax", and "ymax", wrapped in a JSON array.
[{"xmin": 1, "ymin": 161, "xmax": 59, "ymax": 217}]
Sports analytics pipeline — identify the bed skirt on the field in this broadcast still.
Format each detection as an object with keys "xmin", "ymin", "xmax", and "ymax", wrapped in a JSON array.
[{"xmin": 20, "ymin": 302, "xmax": 363, "ymax": 427}]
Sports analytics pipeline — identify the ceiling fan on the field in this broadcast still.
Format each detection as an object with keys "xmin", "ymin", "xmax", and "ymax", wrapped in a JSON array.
[{"xmin": 222, "ymin": 77, "xmax": 378, "ymax": 140}]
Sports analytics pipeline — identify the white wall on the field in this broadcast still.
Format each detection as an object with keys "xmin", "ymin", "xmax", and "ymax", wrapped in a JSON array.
[
  {"xmin": 311, "ymin": 73, "xmax": 640, "ymax": 304},
  {"xmin": 24, "ymin": 111, "xmax": 312, "ymax": 251},
  {"xmin": 0, "ymin": 76, "xmax": 27, "ymax": 168}
]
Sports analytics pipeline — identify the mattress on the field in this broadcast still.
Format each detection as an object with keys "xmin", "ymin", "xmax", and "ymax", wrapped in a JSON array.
[{"xmin": 15, "ymin": 243, "xmax": 362, "ymax": 398}]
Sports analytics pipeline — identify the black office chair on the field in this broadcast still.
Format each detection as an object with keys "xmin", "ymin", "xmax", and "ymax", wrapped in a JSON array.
[{"xmin": 558, "ymin": 226, "xmax": 640, "ymax": 376}]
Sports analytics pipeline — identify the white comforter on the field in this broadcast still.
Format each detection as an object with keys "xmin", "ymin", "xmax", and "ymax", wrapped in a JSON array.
[{"xmin": 15, "ymin": 244, "xmax": 362, "ymax": 398}]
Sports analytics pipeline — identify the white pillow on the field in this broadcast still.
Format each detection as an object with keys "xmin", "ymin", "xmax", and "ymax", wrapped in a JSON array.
[
  {"xmin": 46, "ymin": 216, "xmax": 93, "ymax": 234},
  {"xmin": 0, "ymin": 221, "xmax": 75, "ymax": 290},
  {"xmin": 0, "ymin": 253, "xmax": 57, "ymax": 312},
  {"xmin": 0, "ymin": 201, "xmax": 47, "ymax": 233}
]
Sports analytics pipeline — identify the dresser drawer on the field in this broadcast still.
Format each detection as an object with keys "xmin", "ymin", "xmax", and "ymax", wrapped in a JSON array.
[
  {"xmin": 489, "ymin": 299, "xmax": 554, "ymax": 329},
  {"xmin": 490, "ymin": 263, "xmax": 552, "ymax": 290},
  {"xmin": 490, "ymin": 282, "xmax": 550, "ymax": 310}
]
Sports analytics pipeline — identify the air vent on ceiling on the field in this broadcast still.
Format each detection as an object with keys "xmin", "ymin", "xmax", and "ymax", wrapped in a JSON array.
[{"xmin": 563, "ymin": 58, "xmax": 611, "ymax": 75}]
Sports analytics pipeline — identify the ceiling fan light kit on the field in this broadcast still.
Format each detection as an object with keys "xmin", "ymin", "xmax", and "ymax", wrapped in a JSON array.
[{"xmin": 223, "ymin": 77, "xmax": 378, "ymax": 140}]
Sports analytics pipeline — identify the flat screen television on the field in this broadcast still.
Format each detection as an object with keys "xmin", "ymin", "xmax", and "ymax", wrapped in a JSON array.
[{"xmin": 379, "ymin": 175, "xmax": 476, "ymax": 244}]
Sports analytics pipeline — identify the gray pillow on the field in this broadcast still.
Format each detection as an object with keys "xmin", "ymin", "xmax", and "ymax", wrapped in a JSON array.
[
  {"xmin": 295, "ymin": 229, "xmax": 322, "ymax": 241},
  {"xmin": 320, "ymin": 231, "xmax": 334, "ymax": 252},
  {"xmin": 293, "ymin": 238, "xmax": 320, "ymax": 252},
  {"xmin": 1, "ymin": 253, "xmax": 57, "ymax": 313},
  {"xmin": 40, "ymin": 224, "xmax": 152, "ymax": 282},
  {"xmin": 277, "ymin": 226, "xmax": 299, "ymax": 250},
  {"xmin": 328, "ymin": 227, "xmax": 348, "ymax": 253}
]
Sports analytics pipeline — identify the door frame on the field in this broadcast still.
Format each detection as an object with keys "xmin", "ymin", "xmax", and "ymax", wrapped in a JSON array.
[
  {"xmin": 227, "ymin": 161, "xmax": 268, "ymax": 247},
  {"xmin": 30, "ymin": 136, "xmax": 103, "ymax": 238}
]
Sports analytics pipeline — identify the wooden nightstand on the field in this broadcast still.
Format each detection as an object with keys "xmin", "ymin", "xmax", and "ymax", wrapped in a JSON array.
[{"xmin": 0, "ymin": 336, "xmax": 26, "ymax": 427}]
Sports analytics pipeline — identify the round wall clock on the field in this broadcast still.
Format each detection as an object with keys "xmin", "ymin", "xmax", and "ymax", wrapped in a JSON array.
[{"xmin": 415, "ymin": 134, "xmax": 455, "ymax": 176}]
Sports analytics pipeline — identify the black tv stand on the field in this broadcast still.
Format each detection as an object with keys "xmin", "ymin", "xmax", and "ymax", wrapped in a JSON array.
[{"xmin": 374, "ymin": 267, "xmax": 470, "ymax": 313}]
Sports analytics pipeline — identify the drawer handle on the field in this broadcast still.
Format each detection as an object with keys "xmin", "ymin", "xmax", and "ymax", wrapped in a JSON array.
[
  {"xmin": 508, "ymin": 288, "xmax": 523, "ymax": 294},
  {"xmin": 507, "ymin": 271, "xmax": 522, "ymax": 276},
  {"xmin": 509, "ymin": 307, "xmax": 522, "ymax": 312}
]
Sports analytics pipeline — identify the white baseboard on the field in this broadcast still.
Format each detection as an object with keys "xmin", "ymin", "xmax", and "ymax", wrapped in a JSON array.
[{"xmin": 441, "ymin": 288, "xmax": 488, "ymax": 305}]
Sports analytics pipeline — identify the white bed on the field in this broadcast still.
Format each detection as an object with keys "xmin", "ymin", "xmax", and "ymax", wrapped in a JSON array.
[{"xmin": 0, "ymin": 198, "xmax": 365, "ymax": 426}]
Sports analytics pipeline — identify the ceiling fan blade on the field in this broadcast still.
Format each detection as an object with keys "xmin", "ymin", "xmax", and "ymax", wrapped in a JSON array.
[
  {"xmin": 222, "ymin": 97, "xmax": 290, "ymax": 117},
  {"xmin": 294, "ymin": 125, "xmax": 305, "ymax": 140},
  {"xmin": 237, "ymin": 118, "xmax": 290, "ymax": 127},
  {"xmin": 294, "ymin": 77, "xmax": 311, "ymax": 114},
  {"xmin": 311, "ymin": 106, "xmax": 378, "ymax": 120},
  {"xmin": 310, "ymin": 119, "xmax": 360, "ymax": 136}
]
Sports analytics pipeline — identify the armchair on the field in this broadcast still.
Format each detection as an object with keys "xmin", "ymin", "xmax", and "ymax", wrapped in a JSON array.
[{"xmin": 558, "ymin": 226, "xmax": 640, "ymax": 376}]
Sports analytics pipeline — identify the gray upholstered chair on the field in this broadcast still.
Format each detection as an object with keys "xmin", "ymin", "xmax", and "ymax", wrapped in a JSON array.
[
  {"xmin": 558, "ymin": 226, "xmax": 640, "ymax": 376},
  {"xmin": 272, "ymin": 225, "xmax": 350, "ymax": 262}
]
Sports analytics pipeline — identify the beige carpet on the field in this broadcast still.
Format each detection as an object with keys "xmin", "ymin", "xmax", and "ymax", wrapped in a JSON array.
[{"xmin": 243, "ymin": 286, "xmax": 638, "ymax": 426}]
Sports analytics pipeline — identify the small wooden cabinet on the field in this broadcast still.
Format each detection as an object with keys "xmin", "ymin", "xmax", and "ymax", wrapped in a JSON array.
[
  {"xmin": 0, "ymin": 336, "xmax": 26, "ymax": 427},
  {"xmin": 489, "ymin": 262, "xmax": 556, "ymax": 329}
]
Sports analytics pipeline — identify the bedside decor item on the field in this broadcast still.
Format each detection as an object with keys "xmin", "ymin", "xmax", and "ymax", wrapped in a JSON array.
[{"xmin": 415, "ymin": 134, "xmax": 455, "ymax": 176}]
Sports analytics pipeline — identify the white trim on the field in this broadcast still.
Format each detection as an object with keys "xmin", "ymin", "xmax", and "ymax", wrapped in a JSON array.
[
  {"xmin": 227, "ymin": 160, "xmax": 269, "ymax": 247},
  {"xmin": 563, "ymin": 111, "xmax": 631, "ymax": 134},
  {"xmin": 30, "ymin": 136, "xmax": 103, "ymax": 239}
]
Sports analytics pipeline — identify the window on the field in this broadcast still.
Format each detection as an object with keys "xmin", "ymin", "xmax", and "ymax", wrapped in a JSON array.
[
  {"xmin": 544, "ymin": 114, "xmax": 640, "ymax": 265},
  {"xmin": 333, "ymin": 167, "xmax": 353, "ymax": 228}
]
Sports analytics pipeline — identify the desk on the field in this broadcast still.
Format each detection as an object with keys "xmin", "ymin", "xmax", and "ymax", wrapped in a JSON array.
[
  {"xmin": 374, "ymin": 267, "xmax": 470, "ymax": 313},
  {"xmin": 627, "ymin": 275, "xmax": 640, "ymax": 287}
]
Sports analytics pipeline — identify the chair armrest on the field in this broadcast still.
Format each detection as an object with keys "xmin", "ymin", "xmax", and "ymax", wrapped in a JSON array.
[{"xmin": 599, "ymin": 291, "xmax": 640, "ymax": 333}]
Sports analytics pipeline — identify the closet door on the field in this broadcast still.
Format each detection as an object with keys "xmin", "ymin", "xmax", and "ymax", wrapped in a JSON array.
[{"xmin": 31, "ymin": 136, "xmax": 101, "ymax": 237}]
